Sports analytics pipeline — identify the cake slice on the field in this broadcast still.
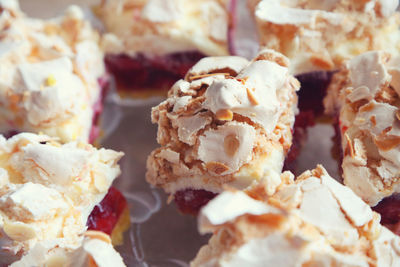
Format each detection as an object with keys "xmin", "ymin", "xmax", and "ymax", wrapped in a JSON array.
[
  {"xmin": 96, "ymin": 0, "xmax": 237, "ymax": 95},
  {"xmin": 0, "ymin": 133, "xmax": 126, "ymax": 266},
  {"xmin": 192, "ymin": 165, "xmax": 400, "ymax": 266},
  {"xmin": 325, "ymin": 50, "xmax": 400, "ymax": 233},
  {"xmin": 146, "ymin": 49, "xmax": 299, "ymax": 214},
  {"xmin": 251, "ymin": 0, "xmax": 400, "ymax": 75},
  {"xmin": 250, "ymin": 0, "xmax": 400, "ymax": 172},
  {"xmin": 0, "ymin": 0, "xmax": 107, "ymax": 143}
]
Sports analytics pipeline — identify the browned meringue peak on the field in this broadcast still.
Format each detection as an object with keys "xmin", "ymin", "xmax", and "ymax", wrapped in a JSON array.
[
  {"xmin": 251, "ymin": 0, "xmax": 400, "ymax": 75},
  {"xmin": 324, "ymin": 50, "xmax": 400, "ymax": 206},
  {"xmin": 146, "ymin": 49, "xmax": 299, "ymax": 195},
  {"xmin": 0, "ymin": 133, "xmax": 123, "ymax": 265},
  {"xmin": 0, "ymin": 0, "xmax": 105, "ymax": 142},
  {"xmin": 98, "ymin": 0, "xmax": 230, "ymax": 56},
  {"xmin": 192, "ymin": 165, "xmax": 400, "ymax": 267}
]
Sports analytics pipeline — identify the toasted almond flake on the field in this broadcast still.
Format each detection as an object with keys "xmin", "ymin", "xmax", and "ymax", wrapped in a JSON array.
[
  {"xmin": 216, "ymin": 109, "xmax": 233, "ymax": 121},
  {"xmin": 310, "ymin": 54, "xmax": 334, "ymax": 70},
  {"xmin": 205, "ymin": 161, "xmax": 230, "ymax": 175},
  {"xmin": 376, "ymin": 86, "xmax": 397, "ymax": 104},
  {"xmin": 345, "ymin": 133, "xmax": 355, "ymax": 158},
  {"xmin": 84, "ymin": 230, "xmax": 112, "ymax": 244},
  {"xmin": 370, "ymin": 115, "xmax": 377, "ymax": 126},
  {"xmin": 246, "ymin": 88, "xmax": 259, "ymax": 105},
  {"xmin": 3, "ymin": 222, "xmax": 36, "ymax": 241},
  {"xmin": 189, "ymin": 73, "xmax": 230, "ymax": 81},
  {"xmin": 396, "ymin": 110, "xmax": 400, "ymax": 121},
  {"xmin": 224, "ymin": 134, "xmax": 240, "ymax": 157},
  {"xmin": 382, "ymin": 126, "xmax": 392, "ymax": 134},
  {"xmin": 355, "ymin": 117, "xmax": 366, "ymax": 124},
  {"xmin": 374, "ymin": 135, "xmax": 400, "ymax": 151},
  {"xmin": 238, "ymin": 77, "xmax": 249, "ymax": 85},
  {"xmin": 255, "ymin": 51, "xmax": 289, "ymax": 67},
  {"xmin": 359, "ymin": 102, "xmax": 375, "ymax": 112},
  {"xmin": 289, "ymin": 77, "xmax": 300, "ymax": 90}
]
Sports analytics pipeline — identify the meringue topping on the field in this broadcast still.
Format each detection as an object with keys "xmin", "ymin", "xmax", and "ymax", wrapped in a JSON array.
[
  {"xmin": 192, "ymin": 165, "xmax": 400, "ymax": 267},
  {"xmin": 0, "ymin": 133, "xmax": 123, "ymax": 266},
  {"xmin": 147, "ymin": 49, "xmax": 299, "ymax": 195}
]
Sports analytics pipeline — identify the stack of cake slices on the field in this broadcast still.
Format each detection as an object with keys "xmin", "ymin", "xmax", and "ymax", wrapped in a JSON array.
[
  {"xmin": 145, "ymin": 0, "xmax": 400, "ymax": 266},
  {"xmin": 4, "ymin": 0, "xmax": 400, "ymax": 265}
]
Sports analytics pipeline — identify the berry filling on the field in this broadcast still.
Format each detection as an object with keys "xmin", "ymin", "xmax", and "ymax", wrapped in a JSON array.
[
  {"xmin": 373, "ymin": 196, "xmax": 400, "ymax": 236},
  {"xmin": 296, "ymin": 71, "xmax": 335, "ymax": 117},
  {"xmin": 104, "ymin": 51, "xmax": 206, "ymax": 92},
  {"xmin": 174, "ymin": 189, "xmax": 217, "ymax": 215},
  {"xmin": 87, "ymin": 187, "xmax": 128, "ymax": 235}
]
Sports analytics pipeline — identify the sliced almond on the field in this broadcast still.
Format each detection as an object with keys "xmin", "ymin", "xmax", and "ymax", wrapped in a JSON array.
[
  {"xmin": 369, "ymin": 115, "xmax": 377, "ymax": 126},
  {"xmin": 205, "ymin": 161, "xmax": 230, "ymax": 175},
  {"xmin": 224, "ymin": 134, "xmax": 240, "ymax": 157},
  {"xmin": 359, "ymin": 102, "xmax": 375, "ymax": 112},
  {"xmin": 374, "ymin": 135, "xmax": 400, "ymax": 151},
  {"xmin": 216, "ymin": 109, "xmax": 233, "ymax": 121},
  {"xmin": 246, "ymin": 88, "xmax": 259, "ymax": 105},
  {"xmin": 376, "ymin": 87, "xmax": 397, "ymax": 105},
  {"xmin": 237, "ymin": 77, "xmax": 249, "ymax": 85},
  {"xmin": 3, "ymin": 221, "xmax": 36, "ymax": 241},
  {"xmin": 289, "ymin": 77, "xmax": 300, "ymax": 90},
  {"xmin": 189, "ymin": 73, "xmax": 230, "ymax": 81},
  {"xmin": 310, "ymin": 54, "xmax": 334, "ymax": 70},
  {"xmin": 84, "ymin": 230, "xmax": 112, "ymax": 244},
  {"xmin": 254, "ymin": 51, "xmax": 289, "ymax": 67},
  {"xmin": 396, "ymin": 109, "xmax": 400, "ymax": 121},
  {"xmin": 344, "ymin": 133, "xmax": 355, "ymax": 158}
]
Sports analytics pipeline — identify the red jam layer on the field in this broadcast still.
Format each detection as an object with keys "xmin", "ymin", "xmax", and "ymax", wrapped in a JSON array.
[
  {"xmin": 87, "ymin": 187, "xmax": 128, "ymax": 235},
  {"xmin": 104, "ymin": 51, "xmax": 206, "ymax": 92},
  {"xmin": 174, "ymin": 189, "xmax": 217, "ymax": 215},
  {"xmin": 373, "ymin": 196, "xmax": 400, "ymax": 236},
  {"xmin": 295, "ymin": 71, "xmax": 334, "ymax": 117}
]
